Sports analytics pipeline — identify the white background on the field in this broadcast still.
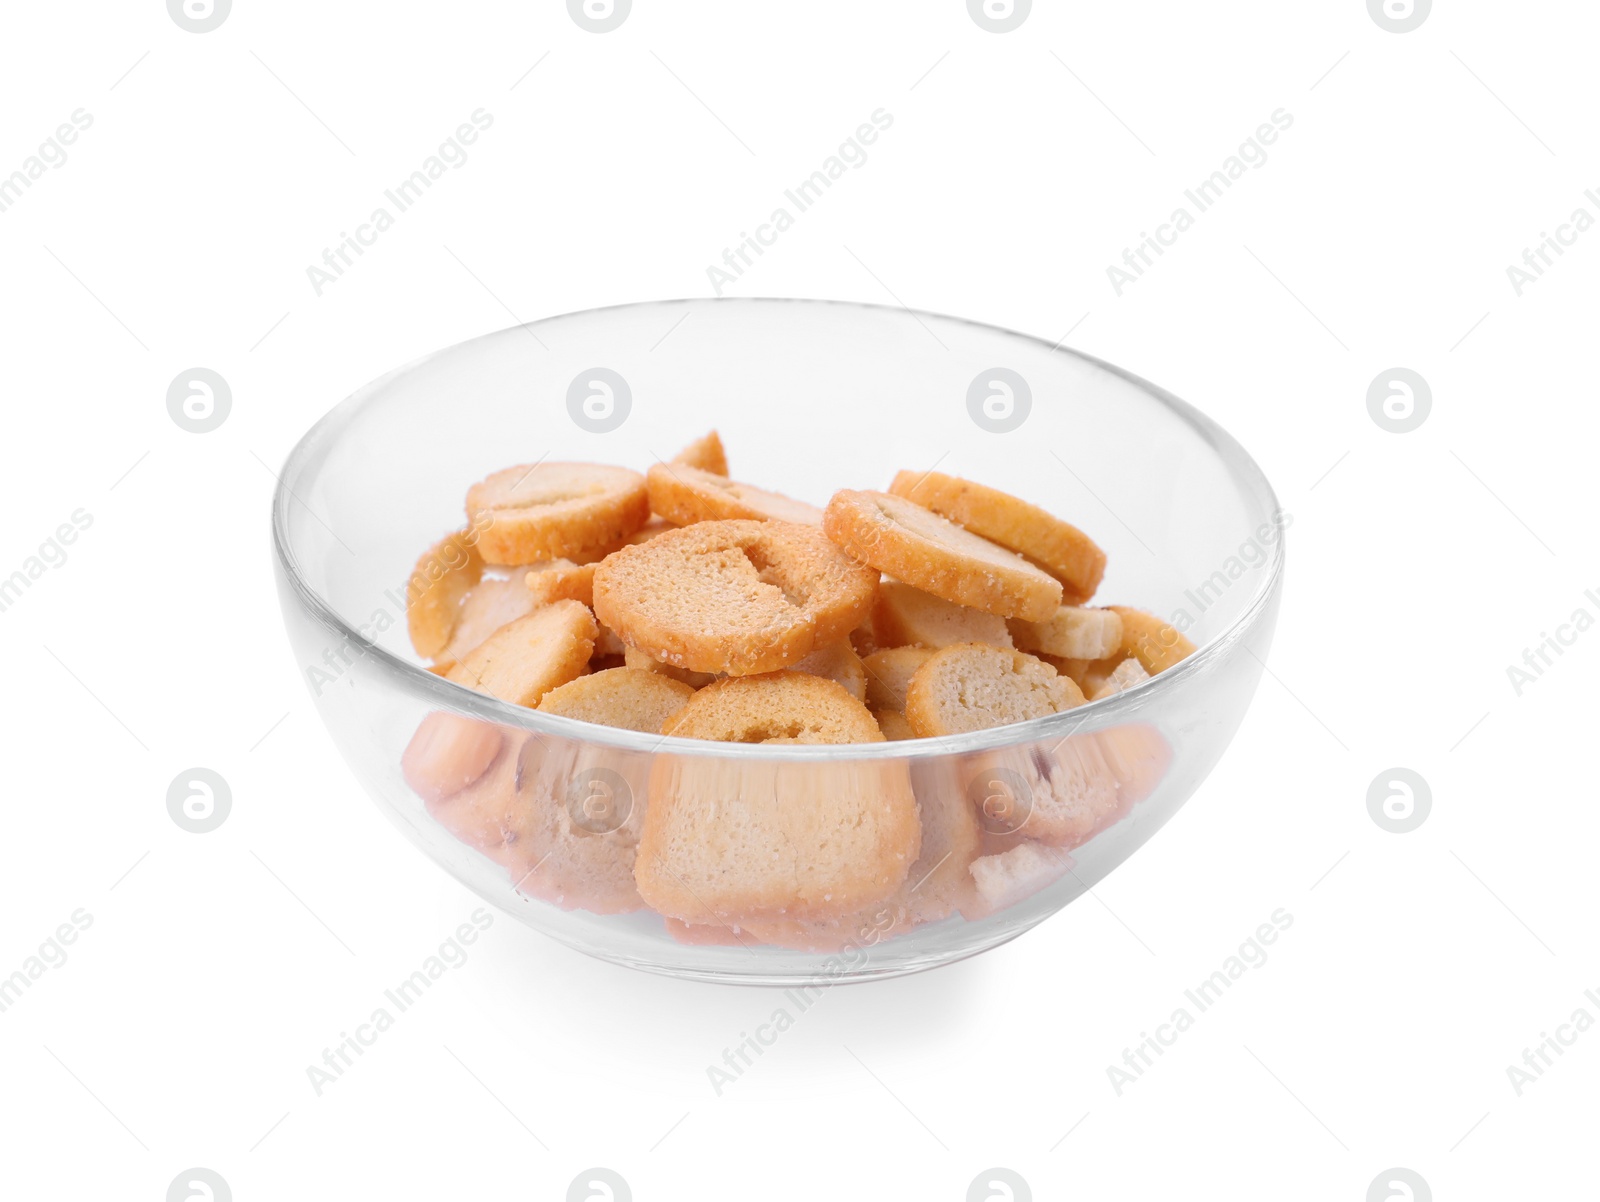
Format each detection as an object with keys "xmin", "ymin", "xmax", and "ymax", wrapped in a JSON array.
[{"xmin": 2, "ymin": 1, "xmax": 1594, "ymax": 1198}]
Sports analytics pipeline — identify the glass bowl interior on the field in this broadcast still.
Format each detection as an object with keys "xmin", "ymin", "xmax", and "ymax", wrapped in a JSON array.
[{"xmin": 273, "ymin": 298, "xmax": 1284, "ymax": 984}]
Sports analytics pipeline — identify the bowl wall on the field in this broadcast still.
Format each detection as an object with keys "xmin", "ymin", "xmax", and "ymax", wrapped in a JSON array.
[{"xmin": 273, "ymin": 299, "xmax": 1284, "ymax": 984}]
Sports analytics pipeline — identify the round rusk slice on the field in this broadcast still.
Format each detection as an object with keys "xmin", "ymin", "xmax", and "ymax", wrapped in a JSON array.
[
  {"xmin": 466, "ymin": 462, "xmax": 649, "ymax": 565},
  {"xmin": 670, "ymin": 430, "xmax": 728, "ymax": 476},
  {"xmin": 536, "ymin": 667, "xmax": 695, "ymax": 734},
  {"xmin": 889, "ymin": 469, "xmax": 1106, "ymax": 604},
  {"xmin": 1106, "ymin": 606, "xmax": 1197, "ymax": 674},
  {"xmin": 646, "ymin": 461, "xmax": 823, "ymax": 527},
  {"xmin": 788, "ymin": 639, "xmax": 868, "ymax": 702},
  {"xmin": 861, "ymin": 645, "xmax": 936, "ymax": 714},
  {"xmin": 904, "ymin": 643, "xmax": 1086, "ymax": 737},
  {"xmin": 661, "ymin": 671, "xmax": 884, "ymax": 744},
  {"xmin": 406, "ymin": 530, "xmax": 484, "ymax": 658},
  {"xmin": 1007, "ymin": 605, "xmax": 1123, "ymax": 660},
  {"xmin": 444, "ymin": 599, "xmax": 598, "ymax": 706},
  {"xmin": 592, "ymin": 519, "xmax": 877, "ymax": 676},
  {"xmin": 823, "ymin": 489, "xmax": 1062, "ymax": 621}
]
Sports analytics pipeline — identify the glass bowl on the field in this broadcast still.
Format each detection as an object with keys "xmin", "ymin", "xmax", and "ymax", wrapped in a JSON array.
[{"xmin": 271, "ymin": 298, "xmax": 1284, "ymax": 985}]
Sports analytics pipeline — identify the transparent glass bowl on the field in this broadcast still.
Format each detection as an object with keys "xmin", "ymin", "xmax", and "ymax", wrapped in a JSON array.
[{"xmin": 271, "ymin": 298, "xmax": 1284, "ymax": 985}]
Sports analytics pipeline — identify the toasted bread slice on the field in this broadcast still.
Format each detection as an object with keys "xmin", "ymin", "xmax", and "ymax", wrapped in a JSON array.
[
  {"xmin": 861, "ymin": 645, "xmax": 936, "ymax": 713},
  {"xmin": 466, "ymin": 462, "xmax": 649, "ymax": 565},
  {"xmin": 823, "ymin": 489, "xmax": 1061, "ymax": 621},
  {"xmin": 963, "ymin": 736, "xmax": 1124, "ymax": 849},
  {"xmin": 438, "ymin": 577, "xmax": 537, "ymax": 664},
  {"xmin": 962, "ymin": 842, "xmax": 1073, "ymax": 921},
  {"xmin": 1107, "ymin": 606, "xmax": 1197, "ymax": 674},
  {"xmin": 662, "ymin": 671, "xmax": 883, "ymax": 744},
  {"xmin": 889, "ymin": 469, "xmax": 1106, "ymax": 604},
  {"xmin": 872, "ymin": 579, "xmax": 1013, "ymax": 651},
  {"xmin": 507, "ymin": 738, "xmax": 651, "ymax": 914},
  {"xmin": 671, "ymin": 429, "xmax": 728, "ymax": 476},
  {"xmin": 872, "ymin": 708, "xmax": 917, "ymax": 741},
  {"xmin": 524, "ymin": 559, "xmax": 598, "ymax": 608},
  {"xmin": 905, "ymin": 644, "xmax": 1085, "ymax": 737},
  {"xmin": 401, "ymin": 712, "xmax": 505, "ymax": 805},
  {"xmin": 537, "ymin": 667, "xmax": 694, "ymax": 734},
  {"xmin": 445, "ymin": 600, "xmax": 597, "ymax": 706},
  {"xmin": 635, "ymin": 756, "xmax": 920, "ymax": 922},
  {"xmin": 743, "ymin": 755, "xmax": 981, "ymax": 948},
  {"xmin": 421, "ymin": 727, "xmax": 650, "ymax": 914},
  {"xmin": 593, "ymin": 520, "xmax": 876, "ymax": 676},
  {"xmin": 789, "ymin": 639, "xmax": 868, "ymax": 703},
  {"xmin": 622, "ymin": 644, "xmax": 718, "ymax": 689},
  {"xmin": 406, "ymin": 530, "xmax": 484, "ymax": 657},
  {"xmin": 1008, "ymin": 606, "xmax": 1122, "ymax": 661},
  {"xmin": 1089, "ymin": 657, "xmax": 1149, "ymax": 700},
  {"xmin": 647, "ymin": 461, "xmax": 823, "ymax": 527}
]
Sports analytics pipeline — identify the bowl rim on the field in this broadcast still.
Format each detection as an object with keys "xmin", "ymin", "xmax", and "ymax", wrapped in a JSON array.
[{"xmin": 272, "ymin": 295, "xmax": 1285, "ymax": 760}]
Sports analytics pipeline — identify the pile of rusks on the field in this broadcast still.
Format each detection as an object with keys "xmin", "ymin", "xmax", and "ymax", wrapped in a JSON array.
[{"xmin": 400, "ymin": 431, "xmax": 1187, "ymax": 950}]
